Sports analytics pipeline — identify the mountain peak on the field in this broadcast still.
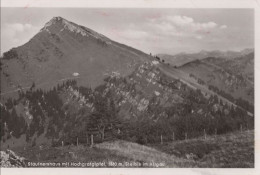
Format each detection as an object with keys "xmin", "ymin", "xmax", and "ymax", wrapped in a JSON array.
[
  {"xmin": 40, "ymin": 16, "xmax": 89, "ymax": 37},
  {"xmin": 51, "ymin": 16, "xmax": 64, "ymax": 21},
  {"xmin": 43, "ymin": 16, "xmax": 65, "ymax": 28}
]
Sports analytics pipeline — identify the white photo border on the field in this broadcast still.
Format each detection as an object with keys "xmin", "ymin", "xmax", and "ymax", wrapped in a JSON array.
[{"xmin": 1, "ymin": 0, "xmax": 259, "ymax": 175}]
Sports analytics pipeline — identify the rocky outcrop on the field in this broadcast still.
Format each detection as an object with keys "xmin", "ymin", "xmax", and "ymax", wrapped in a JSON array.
[{"xmin": 0, "ymin": 149, "xmax": 27, "ymax": 167}]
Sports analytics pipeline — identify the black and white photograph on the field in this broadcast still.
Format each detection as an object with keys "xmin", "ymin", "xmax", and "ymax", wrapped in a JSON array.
[{"xmin": 0, "ymin": 0, "xmax": 258, "ymax": 174}]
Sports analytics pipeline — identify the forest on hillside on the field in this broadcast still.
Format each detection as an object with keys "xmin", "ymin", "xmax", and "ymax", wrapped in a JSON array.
[{"xmin": 0, "ymin": 70, "xmax": 254, "ymax": 148}]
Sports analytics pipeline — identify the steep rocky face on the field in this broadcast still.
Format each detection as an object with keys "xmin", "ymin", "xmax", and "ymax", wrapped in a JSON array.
[
  {"xmin": 0, "ymin": 17, "xmax": 151, "ymax": 96},
  {"xmin": 99, "ymin": 61, "xmax": 185, "ymax": 120}
]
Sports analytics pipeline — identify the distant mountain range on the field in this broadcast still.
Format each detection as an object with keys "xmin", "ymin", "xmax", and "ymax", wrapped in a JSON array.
[{"xmin": 157, "ymin": 48, "xmax": 254, "ymax": 67}]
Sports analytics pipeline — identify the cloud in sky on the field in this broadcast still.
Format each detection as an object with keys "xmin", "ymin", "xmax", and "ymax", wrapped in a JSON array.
[
  {"xmin": 110, "ymin": 14, "xmax": 227, "ymax": 52},
  {"xmin": 3, "ymin": 23, "xmax": 34, "ymax": 39},
  {"xmin": 161, "ymin": 15, "xmax": 218, "ymax": 31},
  {"xmin": 137, "ymin": 15, "xmax": 225, "ymax": 40},
  {"xmin": 120, "ymin": 29, "xmax": 149, "ymax": 39},
  {"xmin": 1, "ymin": 22, "xmax": 40, "ymax": 54},
  {"xmin": 104, "ymin": 11, "xmax": 251, "ymax": 54},
  {"xmin": 220, "ymin": 25, "xmax": 227, "ymax": 29},
  {"xmin": 8, "ymin": 23, "xmax": 32, "ymax": 32}
]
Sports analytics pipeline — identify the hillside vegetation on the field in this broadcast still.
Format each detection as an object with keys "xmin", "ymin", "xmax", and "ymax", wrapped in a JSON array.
[
  {"xmin": 151, "ymin": 130, "xmax": 254, "ymax": 168},
  {"xmin": 1, "ymin": 61, "xmax": 253, "ymax": 151},
  {"xmin": 4, "ymin": 130, "xmax": 253, "ymax": 168}
]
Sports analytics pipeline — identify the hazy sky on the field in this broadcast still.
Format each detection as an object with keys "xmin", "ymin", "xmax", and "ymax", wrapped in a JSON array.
[{"xmin": 1, "ymin": 8, "xmax": 254, "ymax": 55}]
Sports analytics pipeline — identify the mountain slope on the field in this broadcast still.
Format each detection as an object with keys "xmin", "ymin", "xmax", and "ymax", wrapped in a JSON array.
[
  {"xmin": 176, "ymin": 53, "xmax": 254, "ymax": 105},
  {"xmin": 203, "ymin": 52, "xmax": 254, "ymax": 82},
  {"xmin": 0, "ymin": 17, "xmax": 151, "ymax": 96}
]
